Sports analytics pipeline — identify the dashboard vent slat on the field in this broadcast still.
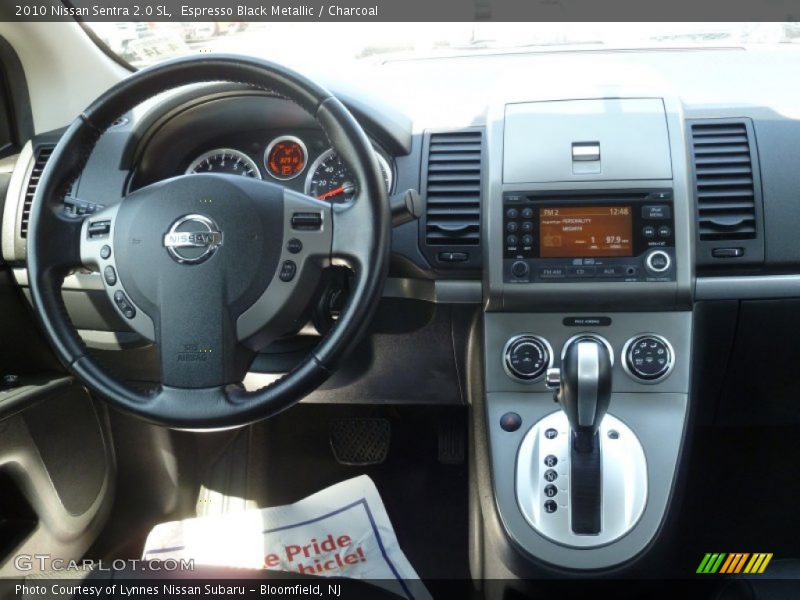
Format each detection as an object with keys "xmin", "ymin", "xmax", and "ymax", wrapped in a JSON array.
[
  {"xmin": 20, "ymin": 145, "xmax": 55, "ymax": 239},
  {"xmin": 690, "ymin": 121, "xmax": 758, "ymax": 241},
  {"xmin": 423, "ymin": 129, "xmax": 483, "ymax": 250}
]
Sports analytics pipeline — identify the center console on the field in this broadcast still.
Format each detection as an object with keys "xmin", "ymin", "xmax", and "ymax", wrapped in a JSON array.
[{"xmin": 477, "ymin": 94, "xmax": 693, "ymax": 572}]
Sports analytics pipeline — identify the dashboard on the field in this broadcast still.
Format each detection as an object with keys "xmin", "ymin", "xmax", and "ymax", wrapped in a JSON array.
[{"xmin": 4, "ymin": 46, "xmax": 800, "ymax": 328}]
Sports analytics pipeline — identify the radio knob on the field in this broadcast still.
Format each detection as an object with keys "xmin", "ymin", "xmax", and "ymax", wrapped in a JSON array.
[
  {"xmin": 645, "ymin": 250, "xmax": 671, "ymax": 274},
  {"xmin": 623, "ymin": 334, "xmax": 674, "ymax": 382},
  {"xmin": 511, "ymin": 260, "xmax": 529, "ymax": 278},
  {"xmin": 504, "ymin": 335, "xmax": 552, "ymax": 382}
]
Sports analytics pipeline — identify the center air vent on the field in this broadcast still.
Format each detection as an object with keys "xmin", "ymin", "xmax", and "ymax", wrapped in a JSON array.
[
  {"xmin": 421, "ymin": 128, "xmax": 483, "ymax": 269},
  {"xmin": 690, "ymin": 121, "xmax": 758, "ymax": 241},
  {"xmin": 20, "ymin": 145, "xmax": 54, "ymax": 238}
]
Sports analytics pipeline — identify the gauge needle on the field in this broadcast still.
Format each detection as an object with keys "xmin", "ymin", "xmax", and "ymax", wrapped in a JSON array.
[{"xmin": 316, "ymin": 184, "xmax": 355, "ymax": 201}]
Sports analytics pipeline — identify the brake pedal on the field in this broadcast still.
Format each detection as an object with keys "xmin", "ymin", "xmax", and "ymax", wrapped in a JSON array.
[{"xmin": 329, "ymin": 418, "xmax": 390, "ymax": 466}]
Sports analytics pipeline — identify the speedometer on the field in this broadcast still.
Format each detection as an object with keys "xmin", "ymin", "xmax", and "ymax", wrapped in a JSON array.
[
  {"xmin": 186, "ymin": 148, "xmax": 261, "ymax": 179},
  {"xmin": 304, "ymin": 149, "xmax": 393, "ymax": 203}
]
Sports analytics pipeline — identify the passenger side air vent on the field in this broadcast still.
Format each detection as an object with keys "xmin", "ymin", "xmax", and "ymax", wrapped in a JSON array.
[
  {"xmin": 689, "ymin": 119, "xmax": 764, "ymax": 265},
  {"xmin": 20, "ymin": 145, "xmax": 54, "ymax": 238},
  {"xmin": 420, "ymin": 128, "xmax": 484, "ymax": 269}
]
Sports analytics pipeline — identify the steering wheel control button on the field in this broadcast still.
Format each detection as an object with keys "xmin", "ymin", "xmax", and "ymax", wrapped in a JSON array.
[
  {"xmin": 646, "ymin": 250, "xmax": 671, "ymax": 274},
  {"xmin": 279, "ymin": 260, "xmax": 297, "ymax": 282},
  {"xmin": 291, "ymin": 212, "xmax": 323, "ymax": 231},
  {"xmin": 544, "ymin": 469, "xmax": 558, "ymax": 482},
  {"xmin": 103, "ymin": 266, "xmax": 117, "ymax": 286},
  {"xmin": 544, "ymin": 455, "xmax": 558, "ymax": 468},
  {"xmin": 88, "ymin": 220, "xmax": 111, "ymax": 238},
  {"xmin": 500, "ymin": 412, "xmax": 522, "ymax": 432},
  {"xmin": 545, "ymin": 428, "xmax": 558, "ymax": 440},
  {"xmin": 544, "ymin": 500, "xmax": 558, "ymax": 514},
  {"xmin": 510, "ymin": 261, "xmax": 529, "ymax": 279},
  {"xmin": 100, "ymin": 245, "xmax": 112, "ymax": 259},
  {"xmin": 503, "ymin": 334, "xmax": 552, "ymax": 382},
  {"xmin": 623, "ymin": 334, "xmax": 675, "ymax": 383},
  {"xmin": 544, "ymin": 484, "xmax": 558, "ymax": 498},
  {"xmin": 286, "ymin": 238, "xmax": 303, "ymax": 254},
  {"xmin": 113, "ymin": 290, "xmax": 136, "ymax": 319}
]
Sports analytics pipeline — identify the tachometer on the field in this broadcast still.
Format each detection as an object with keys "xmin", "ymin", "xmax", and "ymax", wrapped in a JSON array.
[
  {"xmin": 186, "ymin": 148, "xmax": 261, "ymax": 178},
  {"xmin": 305, "ymin": 149, "xmax": 393, "ymax": 203}
]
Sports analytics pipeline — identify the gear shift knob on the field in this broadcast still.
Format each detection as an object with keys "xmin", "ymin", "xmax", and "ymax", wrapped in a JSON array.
[{"xmin": 557, "ymin": 337, "xmax": 613, "ymax": 452}]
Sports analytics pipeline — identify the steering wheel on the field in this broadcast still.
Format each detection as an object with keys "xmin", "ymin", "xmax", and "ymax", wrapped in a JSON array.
[{"xmin": 26, "ymin": 55, "xmax": 390, "ymax": 428}]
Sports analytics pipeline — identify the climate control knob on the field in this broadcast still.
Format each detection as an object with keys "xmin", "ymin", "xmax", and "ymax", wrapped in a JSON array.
[
  {"xmin": 504, "ymin": 335, "xmax": 552, "ymax": 382},
  {"xmin": 622, "ymin": 334, "xmax": 674, "ymax": 383}
]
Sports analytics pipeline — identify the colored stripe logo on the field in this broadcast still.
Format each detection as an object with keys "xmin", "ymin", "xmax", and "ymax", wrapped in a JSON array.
[{"xmin": 697, "ymin": 553, "xmax": 773, "ymax": 574}]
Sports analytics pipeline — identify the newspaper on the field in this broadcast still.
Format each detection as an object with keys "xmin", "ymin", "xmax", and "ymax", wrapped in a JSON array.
[{"xmin": 142, "ymin": 475, "xmax": 431, "ymax": 599}]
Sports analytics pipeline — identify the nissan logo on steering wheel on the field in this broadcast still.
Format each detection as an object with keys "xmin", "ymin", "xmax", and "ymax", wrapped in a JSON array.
[{"xmin": 163, "ymin": 214, "xmax": 224, "ymax": 264}]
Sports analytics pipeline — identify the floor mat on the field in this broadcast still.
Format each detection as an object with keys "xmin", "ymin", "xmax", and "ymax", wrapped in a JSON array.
[{"xmin": 220, "ymin": 404, "xmax": 471, "ymax": 581}]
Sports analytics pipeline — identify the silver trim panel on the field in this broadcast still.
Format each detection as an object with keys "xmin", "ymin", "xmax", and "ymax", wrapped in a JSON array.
[
  {"xmin": 695, "ymin": 275, "xmax": 800, "ymax": 300},
  {"xmin": 516, "ymin": 411, "xmax": 648, "ymax": 548},
  {"xmin": 2, "ymin": 141, "xmax": 33, "ymax": 263}
]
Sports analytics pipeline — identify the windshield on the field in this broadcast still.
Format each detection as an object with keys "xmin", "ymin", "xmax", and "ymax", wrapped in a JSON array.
[{"xmin": 86, "ymin": 22, "xmax": 800, "ymax": 71}]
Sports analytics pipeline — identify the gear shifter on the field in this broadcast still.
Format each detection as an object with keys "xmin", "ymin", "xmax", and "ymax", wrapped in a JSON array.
[
  {"xmin": 547, "ymin": 335, "xmax": 613, "ymax": 534},
  {"xmin": 558, "ymin": 337, "xmax": 613, "ymax": 453}
]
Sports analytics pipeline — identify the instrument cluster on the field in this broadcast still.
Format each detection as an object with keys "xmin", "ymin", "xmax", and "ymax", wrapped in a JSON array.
[{"xmin": 183, "ymin": 131, "xmax": 393, "ymax": 202}]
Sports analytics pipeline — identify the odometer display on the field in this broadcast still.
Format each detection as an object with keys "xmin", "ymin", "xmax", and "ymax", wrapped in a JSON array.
[
  {"xmin": 265, "ymin": 136, "xmax": 308, "ymax": 180},
  {"xmin": 305, "ymin": 149, "xmax": 393, "ymax": 203},
  {"xmin": 186, "ymin": 149, "xmax": 261, "ymax": 178}
]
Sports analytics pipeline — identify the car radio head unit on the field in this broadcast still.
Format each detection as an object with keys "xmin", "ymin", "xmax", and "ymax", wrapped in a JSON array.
[
  {"xmin": 503, "ymin": 189, "xmax": 676, "ymax": 283},
  {"xmin": 539, "ymin": 206, "xmax": 633, "ymax": 258}
]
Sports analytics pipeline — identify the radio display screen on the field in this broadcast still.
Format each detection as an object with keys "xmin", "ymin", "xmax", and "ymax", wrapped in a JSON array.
[{"xmin": 539, "ymin": 206, "xmax": 633, "ymax": 258}]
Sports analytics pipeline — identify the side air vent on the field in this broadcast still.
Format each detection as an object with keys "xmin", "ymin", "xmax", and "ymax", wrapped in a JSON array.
[
  {"xmin": 420, "ymin": 128, "xmax": 484, "ymax": 269},
  {"xmin": 20, "ymin": 145, "xmax": 54, "ymax": 238},
  {"xmin": 688, "ymin": 118, "xmax": 764, "ymax": 265},
  {"xmin": 691, "ymin": 121, "xmax": 757, "ymax": 240}
]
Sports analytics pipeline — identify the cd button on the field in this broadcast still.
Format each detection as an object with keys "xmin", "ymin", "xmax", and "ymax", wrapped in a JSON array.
[{"xmin": 566, "ymin": 266, "xmax": 595, "ymax": 278}]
